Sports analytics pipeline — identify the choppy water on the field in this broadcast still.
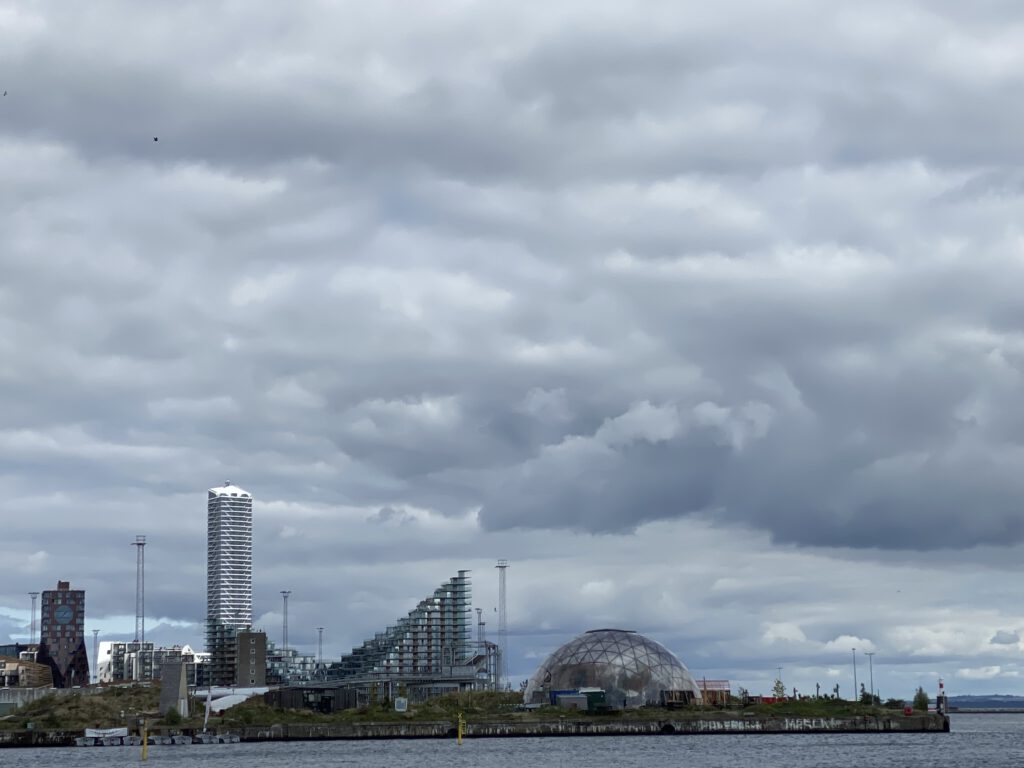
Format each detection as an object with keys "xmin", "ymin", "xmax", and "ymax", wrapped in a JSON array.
[{"xmin": 2, "ymin": 714, "xmax": 1021, "ymax": 768}]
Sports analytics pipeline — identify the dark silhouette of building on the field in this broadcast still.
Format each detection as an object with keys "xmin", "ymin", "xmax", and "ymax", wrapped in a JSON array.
[{"xmin": 35, "ymin": 581, "xmax": 89, "ymax": 688}]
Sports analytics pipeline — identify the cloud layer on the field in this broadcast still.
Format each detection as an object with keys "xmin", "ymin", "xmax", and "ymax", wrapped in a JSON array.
[{"xmin": 2, "ymin": 0, "xmax": 1024, "ymax": 695}]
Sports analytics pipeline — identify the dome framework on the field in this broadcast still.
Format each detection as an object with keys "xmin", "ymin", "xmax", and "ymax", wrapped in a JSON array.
[{"xmin": 524, "ymin": 629, "xmax": 702, "ymax": 708}]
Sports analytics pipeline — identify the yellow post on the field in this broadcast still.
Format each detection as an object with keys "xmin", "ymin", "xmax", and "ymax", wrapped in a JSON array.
[
  {"xmin": 141, "ymin": 722, "xmax": 148, "ymax": 761},
  {"xmin": 457, "ymin": 711, "xmax": 465, "ymax": 745}
]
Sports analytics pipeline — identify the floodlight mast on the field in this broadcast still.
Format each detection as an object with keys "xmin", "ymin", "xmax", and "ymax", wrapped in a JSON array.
[
  {"xmin": 28, "ymin": 593, "xmax": 39, "ymax": 646},
  {"xmin": 281, "ymin": 591, "xmax": 292, "ymax": 652},
  {"xmin": 317, "ymin": 627, "xmax": 324, "ymax": 678},
  {"xmin": 92, "ymin": 629, "xmax": 100, "ymax": 684},
  {"xmin": 496, "ymin": 559, "xmax": 509, "ymax": 691},
  {"xmin": 132, "ymin": 536, "xmax": 146, "ymax": 643}
]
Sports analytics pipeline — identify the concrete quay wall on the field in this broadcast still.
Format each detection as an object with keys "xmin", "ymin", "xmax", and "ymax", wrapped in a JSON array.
[
  {"xmin": 239, "ymin": 713, "xmax": 948, "ymax": 741},
  {"xmin": 0, "ymin": 713, "xmax": 949, "ymax": 747},
  {"xmin": 0, "ymin": 730, "xmax": 79, "ymax": 748}
]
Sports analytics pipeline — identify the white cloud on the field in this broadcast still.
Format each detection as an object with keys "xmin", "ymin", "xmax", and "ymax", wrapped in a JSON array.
[
  {"xmin": 956, "ymin": 666, "xmax": 1003, "ymax": 680},
  {"xmin": 762, "ymin": 622, "xmax": 807, "ymax": 645},
  {"xmin": 230, "ymin": 270, "xmax": 295, "ymax": 307}
]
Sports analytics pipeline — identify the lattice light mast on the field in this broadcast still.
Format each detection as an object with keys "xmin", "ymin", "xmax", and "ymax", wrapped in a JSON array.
[
  {"xmin": 28, "ymin": 592, "xmax": 39, "ymax": 646},
  {"xmin": 132, "ymin": 535, "xmax": 146, "ymax": 643},
  {"xmin": 496, "ymin": 559, "xmax": 509, "ymax": 691}
]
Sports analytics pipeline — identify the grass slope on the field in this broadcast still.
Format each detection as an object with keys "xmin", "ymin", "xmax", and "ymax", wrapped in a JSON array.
[
  {"xmin": 0, "ymin": 685, "xmax": 161, "ymax": 731},
  {"xmin": 1, "ymin": 687, "xmax": 920, "ymax": 733}
]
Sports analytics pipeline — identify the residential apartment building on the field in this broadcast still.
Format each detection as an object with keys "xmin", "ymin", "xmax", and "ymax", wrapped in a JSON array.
[
  {"xmin": 206, "ymin": 482, "xmax": 253, "ymax": 685},
  {"xmin": 35, "ymin": 581, "xmax": 89, "ymax": 688}
]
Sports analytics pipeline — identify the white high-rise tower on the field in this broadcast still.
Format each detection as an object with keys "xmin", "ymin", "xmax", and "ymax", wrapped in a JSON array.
[{"xmin": 206, "ymin": 481, "xmax": 253, "ymax": 685}]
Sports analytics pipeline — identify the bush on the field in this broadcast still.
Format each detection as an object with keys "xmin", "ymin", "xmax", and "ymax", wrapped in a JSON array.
[{"xmin": 163, "ymin": 707, "xmax": 182, "ymax": 725}]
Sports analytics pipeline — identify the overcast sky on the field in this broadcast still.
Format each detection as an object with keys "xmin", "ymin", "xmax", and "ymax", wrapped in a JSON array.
[{"xmin": 3, "ymin": 0, "xmax": 1024, "ymax": 699}]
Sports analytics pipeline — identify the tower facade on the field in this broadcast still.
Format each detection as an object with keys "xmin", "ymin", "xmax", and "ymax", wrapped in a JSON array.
[
  {"xmin": 206, "ymin": 482, "xmax": 253, "ymax": 685},
  {"xmin": 36, "ymin": 580, "xmax": 89, "ymax": 688}
]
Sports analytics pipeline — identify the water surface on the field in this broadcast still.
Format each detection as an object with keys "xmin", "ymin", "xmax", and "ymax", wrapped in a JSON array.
[{"xmin": 4, "ymin": 713, "xmax": 1021, "ymax": 768}]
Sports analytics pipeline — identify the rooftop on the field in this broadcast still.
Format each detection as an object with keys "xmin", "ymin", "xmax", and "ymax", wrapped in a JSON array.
[{"xmin": 209, "ymin": 482, "xmax": 251, "ymax": 497}]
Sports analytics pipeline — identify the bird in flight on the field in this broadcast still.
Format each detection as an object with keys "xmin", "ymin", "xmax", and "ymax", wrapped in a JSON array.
[{"xmin": 153, "ymin": 137, "xmax": 158, "ymax": 142}]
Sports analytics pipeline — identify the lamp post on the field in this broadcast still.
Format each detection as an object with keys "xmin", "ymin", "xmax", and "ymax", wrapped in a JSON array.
[
  {"xmin": 852, "ymin": 648, "xmax": 858, "ymax": 702},
  {"xmin": 865, "ymin": 652, "xmax": 875, "ymax": 704}
]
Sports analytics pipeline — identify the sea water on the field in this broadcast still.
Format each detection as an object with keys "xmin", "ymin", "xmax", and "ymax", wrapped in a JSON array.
[{"xmin": 3, "ymin": 714, "xmax": 1021, "ymax": 768}]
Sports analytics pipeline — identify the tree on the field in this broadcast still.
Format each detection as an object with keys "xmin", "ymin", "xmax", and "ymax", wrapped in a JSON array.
[
  {"xmin": 912, "ymin": 687, "xmax": 930, "ymax": 711},
  {"xmin": 884, "ymin": 698, "xmax": 906, "ymax": 709},
  {"xmin": 860, "ymin": 689, "xmax": 880, "ymax": 705},
  {"xmin": 772, "ymin": 679, "xmax": 786, "ymax": 699}
]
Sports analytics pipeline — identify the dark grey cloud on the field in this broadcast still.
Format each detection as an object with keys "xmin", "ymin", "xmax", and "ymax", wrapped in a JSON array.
[{"xmin": 990, "ymin": 630, "xmax": 1020, "ymax": 646}]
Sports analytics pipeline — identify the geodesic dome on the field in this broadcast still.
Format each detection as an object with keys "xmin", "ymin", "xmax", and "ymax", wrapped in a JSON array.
[{"xmin": 523, "ymin": 628, "xmax": 702, "ymax": 708}]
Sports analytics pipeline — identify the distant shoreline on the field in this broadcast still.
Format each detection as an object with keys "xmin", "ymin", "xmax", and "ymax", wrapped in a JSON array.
[{"xmin": 950, "ymin": 709, "xmax": 1024, "ymax": 714}]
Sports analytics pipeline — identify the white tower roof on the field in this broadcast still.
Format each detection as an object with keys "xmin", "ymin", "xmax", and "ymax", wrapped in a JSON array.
[{"xmin": 208, "ymin": 482, "xmax": 250, "ymax": 497}]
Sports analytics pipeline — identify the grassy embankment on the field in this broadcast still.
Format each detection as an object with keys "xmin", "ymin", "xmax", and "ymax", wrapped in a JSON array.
[
  {"xmin": 0, "ymin": 686, "xmax": 917, "ymax": 732},
  {"xmin": 221, "ymin": 692, "xmax": 909, "ymax": 727},
  {"xmin": 0, "ymin": 685, "xmax": 161, "ymax": 731}
]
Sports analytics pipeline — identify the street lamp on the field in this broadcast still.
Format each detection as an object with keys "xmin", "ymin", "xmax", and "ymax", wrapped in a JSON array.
[
  {"xmin": 865, "ymin": 652, "xmax": 875, "ymax": 704},
  {"xmin": 852, "ymin": 648, "xmax": 858, "ymax": 702}
]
